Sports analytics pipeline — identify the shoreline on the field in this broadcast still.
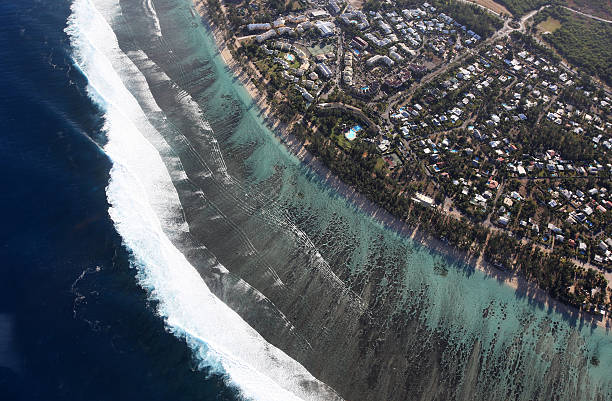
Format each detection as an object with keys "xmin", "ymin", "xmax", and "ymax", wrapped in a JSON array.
[{"xmin": 193, "ymin": 1, "xmax": 611, "ymax": 332}]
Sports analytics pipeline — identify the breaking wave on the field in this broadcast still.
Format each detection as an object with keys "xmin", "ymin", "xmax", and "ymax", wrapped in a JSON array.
[{"xmin": 64, "ymin": 0, "xmax": 341, "ymax": 400}]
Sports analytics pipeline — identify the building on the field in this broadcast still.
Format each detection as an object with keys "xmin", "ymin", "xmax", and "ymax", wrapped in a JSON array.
[
  {"xmin": 351, "ymin": 37, "xmax": 368, "ymax": 49},
  {"xmin": 343, "ymin": 67, "xmax": 353, "ymax": 85},
  {"xmin": 256, "ymin": 29, "xmax": 277, "ymax": 43},
  {"xmin": 315, "ymin": 21, "xmax": 335, "ymax": 37},
  {"xmin": 365, "ymin": 33, "xmax": 391, "ymax": 47},
  {"xmin": 272, "ymin": 18, "xmax": 285, "ymax": 28},
  {"xmin": 327, "ymin": 0, "xmax": 341, "ymax": 15},
  {"xmin": 296, "ymin": 21, "xmax": 313, "ymax": 33},
  {"xmin": 340, "ymin": 11, "xmax": 370, "ymax": 30},
  {"xmin": 411, "ymin": 192, "xmax": 435, "ymax": 208},
  {"xmin": 297, "ymin": 86, "xmax": 314, "ymax": 102},
  {"xmin": 309, "ymin": 9, "xmax": 329, "ymax": 19},
  {"xmin": 277, "ymin": 26, "xmax": 294, "ymax": 36},
  {"xmin": 344, "ymin": 53, "xmax": 353, "ymax": 67},
  {"xmin": 389, "ymin": 50, "xmax": 403, "ymax": 62},
  {"xmin": 248, "ymin": 23, "xmax": 272, "ymax": 32},
  {"xmin": 316, "ymin": 63, "xmax": 333, "ymax": 79},
  {"xmin": 379, "ymin": 20, "xmax": 392, "ymax": 35},
  {"xmin": 366, "ymin": 54, "xmax": 394, "ymax": 67}
]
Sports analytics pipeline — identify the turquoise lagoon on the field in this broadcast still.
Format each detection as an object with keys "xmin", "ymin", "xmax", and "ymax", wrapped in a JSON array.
[{"xmin": 108, "ymin": 0, "xmax": 612, "ymax": 399}]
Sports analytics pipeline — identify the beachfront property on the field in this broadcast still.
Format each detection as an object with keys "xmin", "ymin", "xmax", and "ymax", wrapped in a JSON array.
[{"xmin": 412, "ymin": 192, "xmax": 436, "ymax": 208}]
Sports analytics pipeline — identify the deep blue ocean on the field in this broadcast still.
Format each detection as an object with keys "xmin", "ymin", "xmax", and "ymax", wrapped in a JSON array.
[{"xmin": 0, "ymin": 1, "xmax": 239, "ymax": 400}]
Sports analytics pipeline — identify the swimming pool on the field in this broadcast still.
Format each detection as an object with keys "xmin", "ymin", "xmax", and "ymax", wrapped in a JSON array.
[
  {"xmin": 285, "ymin": 53, "xmax": 295, "ymax": 62},
  {"xmin": 344, "ymin": 125, "xmax": 362, "ymax": 141}
]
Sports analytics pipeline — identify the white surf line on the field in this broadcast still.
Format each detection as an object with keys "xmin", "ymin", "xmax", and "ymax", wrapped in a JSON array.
[
  {"xmin": 65, "ymin": 0, "xmax": 343, "ymax": 399},
  {"xmin": 143, "ymin": 0, "xmax": 162, "ymax": 36},
  {"xmin": 146, "ymin": 0, "xmax": 366, "ymax": 348},
  {"xmin": 79, "ymin": 0, "xmax": 294, "ymax": 333},
  {"xmin": 109, "ymin": 0, "xmax": 365, "ymax": 320},
  {"xmin": 106, "ymin": 47, "xmax": 290, "ymax": 288},
  {"xmin": 113, "ymin": 4, "xmax": 366, "ymax": 311}
]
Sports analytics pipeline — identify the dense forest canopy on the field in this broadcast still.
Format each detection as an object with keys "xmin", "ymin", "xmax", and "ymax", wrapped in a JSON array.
[
  {"xmin": 495, "ymin": 0, "xmax": 551, "ymax": 16},
  {"xmin": 565, "ymin": 0, "xmax": 612, "ymax": 20},
  {"xmin": 443, "ymin": 1, "xmax": 504, "ymax": 37},
  {"xmin": 538, "ymin": 7, "xmax": 612, "ymax": 86}
]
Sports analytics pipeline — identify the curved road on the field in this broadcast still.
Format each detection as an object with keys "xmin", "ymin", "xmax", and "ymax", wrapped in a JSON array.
[{"xmin": 561, "ymin": 6, "xmax": 612, "ymax": 24}]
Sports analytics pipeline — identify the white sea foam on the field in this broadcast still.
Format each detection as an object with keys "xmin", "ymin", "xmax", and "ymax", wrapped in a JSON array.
[
  {"xmin": 65, "ymin": 0, "xmax": 341, "ymax": 400},
  {"xmin": 143, "ymin": 0, "xmax": 162, "ymax": 36},
  {"xmin": 87, "ymin": 0, "xmax": 360, "ymax": 302}
]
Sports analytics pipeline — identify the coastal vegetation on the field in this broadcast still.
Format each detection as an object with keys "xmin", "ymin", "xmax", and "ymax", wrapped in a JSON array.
[
  {"xmin": 295, "ymin": 116, "xmax": 608, "ymax": 309},
  {"xmin": 515, "ymin": 120, "xmax": 596, "ymax": 162}
]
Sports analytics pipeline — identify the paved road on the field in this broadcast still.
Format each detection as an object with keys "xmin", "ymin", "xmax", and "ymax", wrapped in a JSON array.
[
  {"xmin": 318, "ymin": 102, "xmax": 379, "ymax": 129},
  {"xmin": 335, "ymin": 33, "xmax": 344, "ymax": 85},
  {"xmin": 561, "ymin": 6, "xmax": 612, "ymax": 24}
]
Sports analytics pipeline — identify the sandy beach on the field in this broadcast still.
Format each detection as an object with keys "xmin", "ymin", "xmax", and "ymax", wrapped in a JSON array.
[
  {"xmin": 193, "ymin": 0, "xmax": 611, "ymax": 332},
  {"xmin": 194, "ymin": 0, "xmax": 281, "ymax": 127}
]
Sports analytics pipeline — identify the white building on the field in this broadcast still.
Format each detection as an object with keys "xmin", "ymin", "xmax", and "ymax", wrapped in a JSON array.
[
  {"xmin": 411, "ymin": 192, "xmax": 435, "ymax": 208},
  {"xmin": 315, "ymin": 21, "xmax": 336, "ymax": 37},
  {"xmin": 248, "ymin": 23, "xmax": 272, "ymax": 32},
  {"xmin": 366, "ymin": 54, "xmax": 394, "ymax": 67},
  {"xmin": 256, "ymin": 29, "xmax": 277, "ymax": 43}
]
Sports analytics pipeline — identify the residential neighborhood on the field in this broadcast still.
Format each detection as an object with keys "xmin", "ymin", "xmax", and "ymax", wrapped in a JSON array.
[{"xmin": 208, "ymin": 0, "xmax": 611, "ymax": 314}]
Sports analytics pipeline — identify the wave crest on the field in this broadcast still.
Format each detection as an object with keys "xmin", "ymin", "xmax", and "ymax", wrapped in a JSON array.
[{"xmin": 65, "ymin": 0, "xmax": 342, "ymax": 400}]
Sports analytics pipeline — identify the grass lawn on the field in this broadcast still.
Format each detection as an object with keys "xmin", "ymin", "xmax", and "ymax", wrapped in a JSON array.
[
  {"xmin": 537, "ymin": 17, "xmax": 561, "ymax": 33},
  {"xmin": 464, "ymin": 0, "xmax": 510, "ymax": 16},
  {"xmin": 332, "ymin": 131, "xmax": 354, "ymax": 150},
  {"xmin": 307, "ymin": 43, "xmax": 335, "ymax": 56}
]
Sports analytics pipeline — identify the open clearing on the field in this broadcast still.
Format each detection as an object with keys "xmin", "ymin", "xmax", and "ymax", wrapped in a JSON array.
[
  {"xmin": 348, "ymin": 0, "xmax": 364, "ymax": 9},
  {"xmin": 537, "ymin": 17, "xmax": 562, "ymax": 33},
  {"xmin": 461, "ymin": 0, "xmax": 511, "ymax": 16},
  {"xmin": 307, "ymin": 43, "xmax": 335, "ymax": 56}
]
